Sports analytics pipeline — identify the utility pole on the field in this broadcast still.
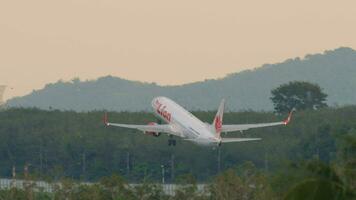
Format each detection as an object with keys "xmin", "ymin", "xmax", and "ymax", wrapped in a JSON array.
[
  {"xmin": 170, "ymin": 154, "xmax": 175, "ymax": 182},
  {"xmin": 24, "ymin": 163, "xmax": 29, "ymax": 180},
  {"xmin": 11, "ymin": 165, "xmax": 16, "ymax": 199},
  {"xmin": 126, "ymin": 152, "xmax": 130, "ymax": 176},
  {"xmin": 82, "ymin": 151, "xmax": 86, "ymax": 178},
  {"xmin": 24, "ymin": 163, "xmax": 29, "ymax": 189},
  {"xmin": 11, "ymin": 165, "xmax": 16, "ymax": 188},
  {"xmin": 217, "ymin": 147, "xmax": 221, "ymax": 173},
  {"xmin": 39, "ymin": 141, "xmax": 43, "ymax": 178},
  {"xmin": 161, "ymin": 165, "xmax": 165, "ymax": 184},
  {"xmin": 316, "ymin": 135, "xmax": 320, "ymax": 160},
  {"xmin": 264, "ymin": 152, "xmax": 269, "ymax": 172},
  {"xmin": 24, "ymin": 163, "xmax": 33, "ymax": 200}
]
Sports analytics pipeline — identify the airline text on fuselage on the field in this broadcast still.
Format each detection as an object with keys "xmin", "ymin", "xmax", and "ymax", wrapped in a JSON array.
[{"xmin": 156, "ymin": 100, "xmax": 172, "ymax": 122}]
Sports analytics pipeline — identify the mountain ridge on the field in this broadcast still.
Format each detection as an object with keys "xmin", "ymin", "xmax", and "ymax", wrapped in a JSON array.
[{"xmin": 7, "ymin": 47, "xmax": 356, "ymax": 111}]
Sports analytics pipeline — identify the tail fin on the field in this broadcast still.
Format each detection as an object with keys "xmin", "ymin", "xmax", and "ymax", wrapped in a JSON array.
[{"xmin": 212, "ymin": 99, "xmax": 225, "ymax": 138}]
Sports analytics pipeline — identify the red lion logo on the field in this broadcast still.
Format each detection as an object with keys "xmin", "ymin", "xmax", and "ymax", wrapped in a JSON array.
[{"xmin": 215, "ymin": 116, "xmax": 222, "ymax": 133}]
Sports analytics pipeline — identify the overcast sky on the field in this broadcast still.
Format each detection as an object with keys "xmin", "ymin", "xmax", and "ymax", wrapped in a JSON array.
[{"xmin": 1, "ymin": 0, "xmax": 356, "ymax": 99}]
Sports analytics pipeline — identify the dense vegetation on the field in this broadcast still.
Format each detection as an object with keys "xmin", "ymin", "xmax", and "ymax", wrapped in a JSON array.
[
  {"xmin": 0, "ymin": 107, "xmax": 355, "ymax": 199},
  {"xmin": 7, "ymin": 47, "xmax": 356, "ymax": 111}
]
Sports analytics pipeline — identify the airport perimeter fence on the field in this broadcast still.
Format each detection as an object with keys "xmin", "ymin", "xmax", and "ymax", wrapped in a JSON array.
[{"xmin": 0, "ymin": 178, "xmax": 207, "ymax": 196}]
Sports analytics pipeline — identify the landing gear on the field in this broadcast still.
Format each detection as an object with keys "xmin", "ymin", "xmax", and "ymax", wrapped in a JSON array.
[
  {"xmin": 213, "ymin": 142, "xmax": 222, "ymax": 150},
  {"xmin": 168, "ymin": 139, "xmax": 176, "ymax": 146},
  {"xmin": 168, "ymin": 135, "xmax": 176, "ymax": 146}
]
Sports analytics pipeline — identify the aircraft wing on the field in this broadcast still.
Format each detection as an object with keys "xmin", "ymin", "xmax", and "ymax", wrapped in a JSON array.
[
  {"xmin": 104, "ymin": 114, "xmax": 181, "ymax": 137},
  {"xmin": 107, "ymin": 122, "xmax": 174, "ymax": 133},
  {"xmin": 221, "ymin": 109, "xmax": 294, "ymax": 133},
  {"xmin": 221, "ymin": 138, "xmax": 261, "ymax": 143}
]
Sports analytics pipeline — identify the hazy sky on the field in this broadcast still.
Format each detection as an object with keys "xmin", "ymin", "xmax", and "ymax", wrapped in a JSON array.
[{"xmin": 1, "ymin": 0, "xmax": 356, "ymax": 100}]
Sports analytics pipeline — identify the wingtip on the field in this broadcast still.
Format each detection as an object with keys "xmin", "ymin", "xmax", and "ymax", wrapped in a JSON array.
[
  {"xmin": 103, "ymin": 112, "xmax": 109, "ymax": 126},
  {"xmin": 284, "ymin": 108, "xmax": 295, "ymax": 125}
]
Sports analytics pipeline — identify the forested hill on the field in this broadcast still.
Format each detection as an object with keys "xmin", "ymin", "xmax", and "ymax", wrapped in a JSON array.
[{"xmin": 7, "ymin": 47, "xmax": 356, "ymax": 111}]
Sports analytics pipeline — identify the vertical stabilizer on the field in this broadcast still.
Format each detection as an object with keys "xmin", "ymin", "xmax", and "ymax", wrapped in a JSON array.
[{"xmin": 212, "ymin": 99, "xmax": 225, "ymax": 138}]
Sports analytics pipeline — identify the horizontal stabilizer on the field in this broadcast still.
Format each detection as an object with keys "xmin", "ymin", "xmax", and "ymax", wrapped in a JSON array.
[{"xmin": 221, "ymin": 138, "xmax": 261, "ymax": 143}]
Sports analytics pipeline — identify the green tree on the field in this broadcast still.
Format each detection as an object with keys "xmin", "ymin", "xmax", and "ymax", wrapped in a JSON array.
[
  {"xmin": 173, "ymin": 174, "xmax": 202, "ymax": 200},
  {"xmin": 271, "ymin": 81, "xmax": 327, "ymax": 114},
  {"xmin": 338, "ymin": 129, "xmax": 356, "ymax": 197},
  {"xmin": 100, "ymin": 174, "xmax": 134, "ymax": 200},
  {"xmin": 209, "ymin": 169, "xmax": 247, "ymax": 200},
  {"xmin": 133, "ymin": 182, "xmax": 168, "ymax": 200},
  {"xmin": 53, "ymin": 178, "xmax": 77, "ymax": 200},
  {"xmin": 235, "ymin": 162, "xmax": 276, "ymax": 200},
  {"xmin": 71, "ymin": 184, "xmax": 104, "ymax": 200},
  {"xmin": 283, "ymin": 160, "xmax": 346, "ymax": 200}
]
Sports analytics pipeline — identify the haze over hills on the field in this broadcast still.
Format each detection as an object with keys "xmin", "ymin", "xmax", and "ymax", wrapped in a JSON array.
[{"xmin": 7, "ymin": 47, "xmax": 356, "ymax": 112}]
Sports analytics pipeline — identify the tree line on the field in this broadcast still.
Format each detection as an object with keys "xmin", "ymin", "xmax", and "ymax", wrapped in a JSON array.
[{"xmin": 0, "ymin": 106, "xmax": 355, "ymax": 198}]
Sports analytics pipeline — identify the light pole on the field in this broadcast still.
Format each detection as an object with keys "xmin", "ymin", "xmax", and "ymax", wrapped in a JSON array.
[
  {"xmin": 161, "ymin": 165, "xmax": 165, "ymax": 184},
  {"xmin": 170, "ymin": 154, "xmax": 175, "ymax": 182},
  {"xmin": 217, "ymin": 146, "xmax": 221, "ymax": 173},
  {"xmin": 127, "ymin": 152, "xmax": 130, "ymax": 176}
]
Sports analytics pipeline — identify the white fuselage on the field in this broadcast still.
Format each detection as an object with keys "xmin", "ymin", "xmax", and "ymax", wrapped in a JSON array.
[{"xmin": 151, "ymin": 97, "xmax": 220, "ymax": 145}]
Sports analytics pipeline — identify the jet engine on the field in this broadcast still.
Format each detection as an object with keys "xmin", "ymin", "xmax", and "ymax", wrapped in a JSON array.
[{"xmin": 145, "ymin": 122, "xmax": 161, "ymax": 137}]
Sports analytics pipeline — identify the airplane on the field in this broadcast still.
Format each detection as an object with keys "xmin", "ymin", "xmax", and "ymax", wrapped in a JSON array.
[{"xmin": 104, "ymin": 96, "xmax": 294, "ymax": 146}]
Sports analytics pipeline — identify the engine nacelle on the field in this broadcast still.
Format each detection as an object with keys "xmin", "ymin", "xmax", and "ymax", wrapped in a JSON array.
[{"xmin": 145, "ymin": 122, "xmax": 161, "ymax": 137}]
